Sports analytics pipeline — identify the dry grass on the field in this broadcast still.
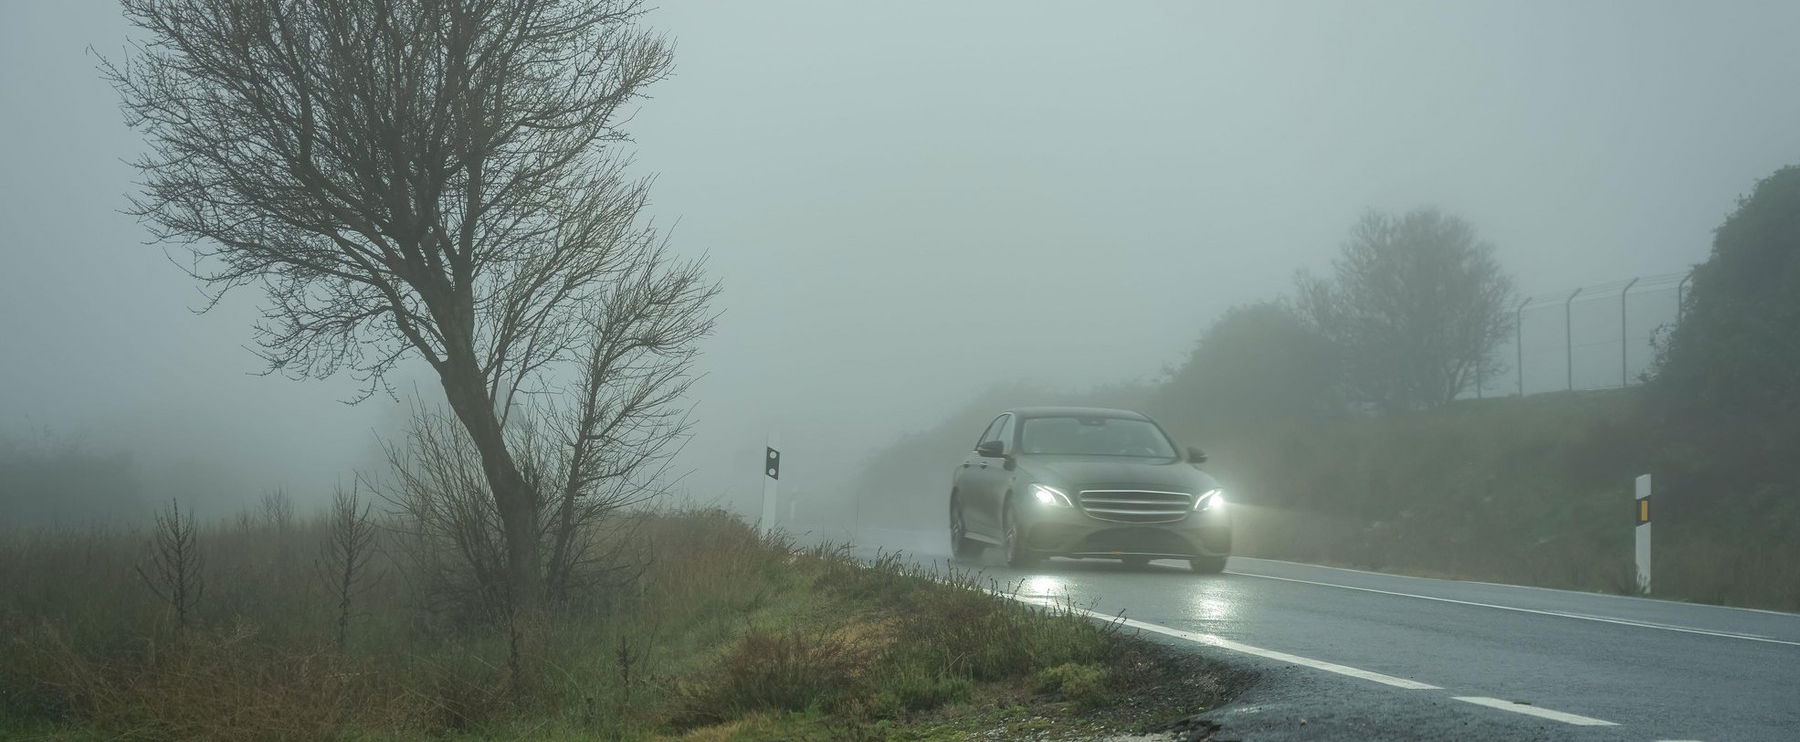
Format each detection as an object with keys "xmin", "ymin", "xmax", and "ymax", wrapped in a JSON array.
[
  {"xmin": 1, "ymin": 506, "xmax": 1184, "ymax": 741},
  {"xmin": 672, "ymin": 625, "xmax": 885, "ymax": 723}
]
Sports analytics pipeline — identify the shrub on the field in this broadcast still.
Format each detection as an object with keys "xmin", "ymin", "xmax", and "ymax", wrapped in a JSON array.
[
  {"xmin": 673, "ymin": 626, "xmax": 881, "ymax": 724},
  {"xmin": 1034, "ymin": 662, "xmax": 1112, "ymax": 708},
  {"xmin": 872, "ymin": 666, "xmax": 974, "ymax": 714}
]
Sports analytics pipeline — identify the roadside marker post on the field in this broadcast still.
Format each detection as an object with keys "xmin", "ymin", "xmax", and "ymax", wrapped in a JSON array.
[
  {"xmin": 760, "ymin": 433, "xmax": 780, "ymax": 536},
  {"xmin": 1635, "ymin": 474, "xmax": 1652, "ymax": 594}
]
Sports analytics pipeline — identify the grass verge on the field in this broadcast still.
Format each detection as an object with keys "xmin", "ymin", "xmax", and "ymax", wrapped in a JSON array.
[{"xmin": 1, "ymin": 508, "xmax": 1248, "ymax": 740}]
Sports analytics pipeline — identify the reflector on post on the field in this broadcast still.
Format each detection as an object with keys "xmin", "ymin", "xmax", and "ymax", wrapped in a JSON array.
[
  {"xmin": 760, "ymin": 433, "xmax": 780, "ymax": 536},
  {"xmin": 1634, "ymin": 474, "xmax": 1651, "ymax": 594}
]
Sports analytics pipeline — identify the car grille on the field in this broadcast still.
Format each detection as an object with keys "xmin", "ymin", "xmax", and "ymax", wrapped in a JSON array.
[{"xmin": 1077, "ymin": 490, "xmax": 1193, "ymax": 524}]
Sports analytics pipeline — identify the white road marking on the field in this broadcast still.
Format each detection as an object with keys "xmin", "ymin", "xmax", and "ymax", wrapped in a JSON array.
[
  {"xmin": 1232, "ymin": 570, "xmax": 1800, "ymax": 647},
  {"xmin": 1453, "ymin": 696, "xmax": 1619, "ymax": 726},
  {"xmin": 990, "ymin": 560, "xmax": 1739, "ymax": 732},
  {"xmin": 1010, "ymin": 594, "xmax": 1440, "ymax": 690},
  {"xmin": 1015, "ymin": 590, "xmax": 1618, "ymax": 728},
  {"xmin": 1236, "ymin": 556, "xmax": 1800, "ymax": 620}
]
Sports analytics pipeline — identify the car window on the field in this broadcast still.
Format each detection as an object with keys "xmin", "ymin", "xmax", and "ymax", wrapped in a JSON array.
[
  {"xmin": 1019, "ymin": 416, "xmax": 1177, "ymax": 458},
  {"xmin": 995, "ymin": 413, "xmax": 1016, "ymax": 454}
]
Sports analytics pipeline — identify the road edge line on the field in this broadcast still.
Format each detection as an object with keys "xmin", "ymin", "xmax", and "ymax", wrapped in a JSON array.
[
  {"xmin": 1233, "ymin": 556, "xmax": 1800, "ymax": 619},
  {"xmin": 1008, "ymin": 594, "xmax": 1440, "ymax": 690},
  {"xmin": 1232, "ymin": 570, "xmax": 1800, "ymax": 647},
  {"xmin": 1452, "ymin": 696, "xmax": 1619, "ymax": 726}
]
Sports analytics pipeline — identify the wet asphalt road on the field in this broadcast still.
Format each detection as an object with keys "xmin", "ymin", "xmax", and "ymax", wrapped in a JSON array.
[{"xmin": 857, "ymin": 529, "xmax": 1800, "ymax": 741}]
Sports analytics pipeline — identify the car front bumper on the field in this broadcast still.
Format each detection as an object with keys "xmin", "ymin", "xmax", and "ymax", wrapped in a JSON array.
[{"xmin": 1018, "ymin": 503, "xmax": 1231, "ymax": 559}]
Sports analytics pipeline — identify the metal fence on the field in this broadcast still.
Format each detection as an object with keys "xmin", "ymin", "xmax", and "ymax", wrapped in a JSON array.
[{"xmin": 1474, "ymin": 272, "xmax": 1691, "ymax": 398}]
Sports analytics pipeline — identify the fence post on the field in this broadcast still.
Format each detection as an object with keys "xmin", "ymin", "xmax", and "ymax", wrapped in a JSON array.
[
  {"xmin": 1676, "ymin": 273, "xmax": 1693, "ymax": 321},
  {"xmin": 1620, "ymin": 277, "xmax": 1639, "ymax": 387},
  {"xmin": 1516, "ymin": 298, "xmax": 1531, "ymax": 396},
  {"xmin": 1565, "ymin": 288, "xmax": 1584, "ymax": 391}
]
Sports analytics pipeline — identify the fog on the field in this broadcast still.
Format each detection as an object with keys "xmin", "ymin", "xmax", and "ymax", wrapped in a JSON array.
[{"xmin": 4, "ymin": 1, "xmax": 1799, "ymax": 521}]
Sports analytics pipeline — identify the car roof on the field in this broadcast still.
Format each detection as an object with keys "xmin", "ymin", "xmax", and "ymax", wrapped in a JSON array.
[{"xmin": 1004, "ymin": 406, "xmax": 1150, "ymax": 421}]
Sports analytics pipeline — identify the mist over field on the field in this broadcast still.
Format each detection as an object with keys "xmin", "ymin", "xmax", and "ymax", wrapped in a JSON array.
[
  {"xmin": 5, "ymin": 0, "xmax": 1800, "ymax": 521},
  {"xmin": 11, "ymin": 3, "xmax": 1800, "ymax": 740}
]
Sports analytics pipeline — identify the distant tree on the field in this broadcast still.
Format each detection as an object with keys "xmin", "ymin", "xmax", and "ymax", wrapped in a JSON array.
[
  {"xmin": 1654, "ymin": 165, "xmax": 1800, "ymax": 427},
  {"xmin": 1153, "ymin": 302, "xmax": 1340, "ymax": 431},
  {"xmin": 105, "ymin": 0, "xmax": 714, "ymax": 610},
  {"xmin": 1296, "ymin": 208, "xmax": 1515, "ymax": 414},
  {"xmin": 138, "ymin": 499, "xmax": 204, "ymax": 633}
]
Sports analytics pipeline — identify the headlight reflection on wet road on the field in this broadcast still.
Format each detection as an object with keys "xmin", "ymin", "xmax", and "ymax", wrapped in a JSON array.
[
  {"xmin": 1018, "ymin": 574, "xmax": 1070, "ymax": 600},
  {"xmin": 1184, "ymin": 593, "xmax": 1236, "ymax": 622}
]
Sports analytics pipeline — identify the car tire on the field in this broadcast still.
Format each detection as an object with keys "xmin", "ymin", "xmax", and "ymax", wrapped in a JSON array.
[
  {"xmin": 1003, "ymin": 501, "xmax": 1040, "ymax": 568},
  {"xmin": 1121, "ymin": 556, "xmax": 1150, "ymax": 569},
  {"xmin": 1188, "ymin": 555, "xmax": 1228, "ymax": 574},
  {"xmin": 950, "ymin": 499, "xmax": 983, "ymax": 560}
]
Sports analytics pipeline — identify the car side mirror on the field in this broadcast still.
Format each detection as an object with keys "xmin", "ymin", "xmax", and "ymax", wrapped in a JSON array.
[
  {"xmin": 975, "ymin": 440, "xmax": 1005, "ymax": 458},
  {"xmin": 1187, "ymin": 446, "xmax": 1208, "ymax": 464}
]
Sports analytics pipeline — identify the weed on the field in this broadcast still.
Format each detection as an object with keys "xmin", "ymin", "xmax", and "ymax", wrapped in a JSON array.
[{"xmin": 1034, "ymin": 662, "xmax": 1112, "ymax": 708}]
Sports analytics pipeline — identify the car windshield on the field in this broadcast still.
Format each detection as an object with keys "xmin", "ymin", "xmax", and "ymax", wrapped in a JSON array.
[{"xmin": 1018, "ymin": 416, "xmax": 1177, "ymax": 458}]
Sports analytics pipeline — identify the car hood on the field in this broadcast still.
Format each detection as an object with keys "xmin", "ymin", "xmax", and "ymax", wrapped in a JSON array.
[{"xmin": 1018, "ymin": 455, "xmax": 1218, "ymax": 494}]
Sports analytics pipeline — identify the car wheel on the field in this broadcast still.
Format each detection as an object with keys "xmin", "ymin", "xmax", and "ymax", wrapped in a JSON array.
[
  {"xmin": 1121, "ymin": 556, "xmax": 1150, "ymax": 569},
  {"xmin": 949, "ymin": 499, "xmax": 983, "ymax": 560},
  {"xmin": 1003, "ymin": 501, "xmax": 1040, "ymax": 568},
  {"xmin": 1189, "ymin": 555, "xmax": 1228, "ymax": 574}
]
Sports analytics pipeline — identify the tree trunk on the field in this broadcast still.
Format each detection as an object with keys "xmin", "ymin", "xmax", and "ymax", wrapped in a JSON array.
[{"xmin": 438, "ymin": 359, "xmax": 543, "ymax": 612}]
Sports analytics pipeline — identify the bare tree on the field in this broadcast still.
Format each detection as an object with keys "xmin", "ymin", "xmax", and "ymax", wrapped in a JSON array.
[
  {"xmin": 540, "ymin": 244, "xmax": 713, "ymax": 602},
  {"xmin": 318, "ymin": 482, "xmax": 378, "ymax": 651},
  {"xmin": 260, "ymin": 487, "xmax": 294, "ymax": 532},
  {"xmin": 1296, "ymin": 208, "xmax": 1515, "ymax": 413},
  {"xmin": 138, "ymin": 499, "xmax": 204, "ymax": 633},
  {"xmin": 105, "ymin": 0, "xmax": 704, "ymax": 607},
  {"xmin": 382, "ymin": 402, "xmax": 519, "ymax": 618},
  {"xmin": 381, "ymin": 247, "xmax": 714, "ymax": 611}
]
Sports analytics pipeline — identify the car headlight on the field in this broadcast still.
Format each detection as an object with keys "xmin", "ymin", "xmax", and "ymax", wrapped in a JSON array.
[
  {"xmin": 1193, "ymin": 488, "xmax": 1226, "ymax": 512},
  {"xmin": 1031, "ymin": 483, "xmax": 1074, "ymax": 507}
]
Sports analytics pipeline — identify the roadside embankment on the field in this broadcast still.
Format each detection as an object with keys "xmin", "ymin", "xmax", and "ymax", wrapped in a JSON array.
[{"xmin": 1, "ymin": 508, "xmax": 1250, "ymax": 741}]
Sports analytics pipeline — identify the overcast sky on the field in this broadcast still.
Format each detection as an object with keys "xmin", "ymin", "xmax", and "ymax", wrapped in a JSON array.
[{"xmin": 4, "ymin": 1, "xmax": 1798, "ymax": 517}]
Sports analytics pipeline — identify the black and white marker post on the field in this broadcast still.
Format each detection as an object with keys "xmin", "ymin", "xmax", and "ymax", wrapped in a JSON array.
[
  {"xmin": 1634, "ymin": 473, "xmax": 1652, "ymax": 594},
  {"xmin": 761, "ymin": 433, "xmax": 780, "ymax": 537}
]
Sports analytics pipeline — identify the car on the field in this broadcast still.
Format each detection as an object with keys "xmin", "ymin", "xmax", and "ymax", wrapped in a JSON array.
[{"xmin": 948, "ymin": 406, "xmax": 1230, "ymax": 573}]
